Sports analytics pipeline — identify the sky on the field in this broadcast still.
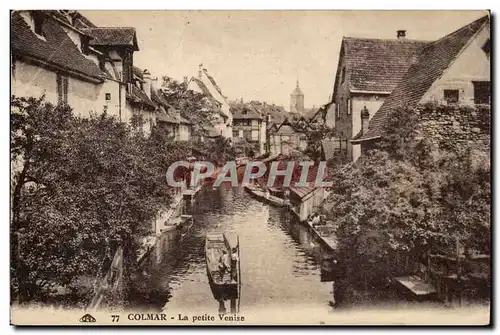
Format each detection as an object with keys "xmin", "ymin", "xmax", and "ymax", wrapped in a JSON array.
[{"xmin": 82, "ymin": 10, "xmax": 487, "ymax": 109}]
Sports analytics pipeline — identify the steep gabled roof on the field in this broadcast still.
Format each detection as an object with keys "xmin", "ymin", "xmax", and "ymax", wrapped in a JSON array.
[
  {"xmin": 127, "ymin": 84, "xmax": 156, "ymax": 110},
  {"xmin": 190, "ymin": 77, "xmax": 222, "ymax": 108},
  {"xmin": 83, "ymin": 27, "xmax": 139, "ymax": 51},
  {"xmin": 305, "ymin": 107, "xmax": 319, "ymax": 121},
  {"xmin": 203, "ymin": 69, "xmax": 226, "ymax": 100},
  {"xmin": 133, "ymin": 66, "xmax": 145, "ymax": 81},
  {"xmin": 231, "ymin": 102, "xmax": 262, "ymax": 120},
  {"xmin": 353, "ymin": 14, "xmax": 490, "ymax": 143},
  {"xmin": 11, "ymin": 11, "xmax": 104, "ymax": 82},
  {"xmin": 70, "ymin": 11, "xmax": 97, "ymax": 29},
  {"xmin": 276, "ymin": 118, "xmax": 306, "ymax": 136},
  {"xmin": 333, "ymin": 37, "xmax": 428, "ymax": 97}
]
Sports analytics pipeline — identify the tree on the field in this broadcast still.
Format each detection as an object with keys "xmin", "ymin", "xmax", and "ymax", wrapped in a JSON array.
[
  {"xmin": 11, "ymin": 96, "xmax": 187, "ymax": 304},
  {"xmin": 202, "ymin": 137, "xmax": 237, "ymax": 167},
  {"xmin": 304, "ymin": 125, "xmax": 336, "ymax": 162},
  {"xmin": 322, "ymin": 103, "xmax": 491, "ymax": 289},
  {"xmin": 160, "ymin": 76, "xmax": 219, "ymax": 135}
]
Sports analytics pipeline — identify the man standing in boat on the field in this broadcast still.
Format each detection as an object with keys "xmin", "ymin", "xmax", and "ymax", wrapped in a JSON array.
[
  {"xmin": 230, "ymin": 247, "xmax": 239, "ymax": 283},
  {"xmin": 218, "ymin": 251, "xmax": 229, "ymax": 282}
]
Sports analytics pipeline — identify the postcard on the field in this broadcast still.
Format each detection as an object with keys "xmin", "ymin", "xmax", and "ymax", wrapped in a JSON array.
[{"xmin": 10, "ymin": 9, "xmax": 491, "ymax": 326}]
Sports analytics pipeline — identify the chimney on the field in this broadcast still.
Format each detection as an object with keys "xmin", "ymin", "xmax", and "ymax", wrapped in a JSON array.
[
  {"xmin": 397, "ymin": 30, "xmax": 406, "ymax": 39},
  {"xmin": 361, "ymin": 106, "xmax": 370, "ymax": 135},
  {"xmin": 176, "ymin": 108, "xmax": 181, "ymax": 124},
  {"xmin": 198, "ymin": 63, "xmax": 203, "ymax": 79},
  {"xmin": 143, "ymin": 69, "xmax": 152, "ymax": 98}
]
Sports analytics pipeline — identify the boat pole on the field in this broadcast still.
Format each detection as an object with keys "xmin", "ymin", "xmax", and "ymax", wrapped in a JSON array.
[{"xmin": 237, "ymin": 235, "xmax": 241, "ymax": 313}]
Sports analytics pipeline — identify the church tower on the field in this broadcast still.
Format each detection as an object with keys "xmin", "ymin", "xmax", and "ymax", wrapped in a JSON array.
[{"xmin": 289, "ymin": 80, "xmax": 304, "ymax": 114}]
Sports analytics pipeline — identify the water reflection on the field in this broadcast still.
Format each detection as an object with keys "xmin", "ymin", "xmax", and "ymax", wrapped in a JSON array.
[{"xmin": 130, "ymin": 186, "xmax": 334, "ymax": 313}]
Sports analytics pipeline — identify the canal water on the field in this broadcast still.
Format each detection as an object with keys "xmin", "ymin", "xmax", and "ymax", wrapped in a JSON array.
[{"xmin": 130, "ymin": 185, "xmax": 334, "ymax": 314}]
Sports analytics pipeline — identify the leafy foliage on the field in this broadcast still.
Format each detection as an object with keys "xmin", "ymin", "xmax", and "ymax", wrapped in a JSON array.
[
  {"xmin": 304, "ymin": 124, "xmax": 336, "ymax": 162},
  {"xmin": 200, "ymin": 137, "xmax": 237, "ymax": 167},
  {"xmin": 160, "ymin": 76, "xmax": 219, "ymax": 134},
  {"xmin": 322, "ymin": 104, "xmax": 491, "ymax": 285},
  {"xmin": 11, "ymin": 96, "xmax": 191, "ymax": 303}
]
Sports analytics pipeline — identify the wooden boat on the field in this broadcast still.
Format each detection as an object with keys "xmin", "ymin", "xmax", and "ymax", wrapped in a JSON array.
[
  {"xmin": 205, "ymin": 232, "xmax": 240, "ymax": 300},
  {"xmin": 244, "ymin": 184, "xmax": 290, "ymax": 208},
  {"xmin": 180, "ymin": 215, "xmax": 194, "ymax": 237},
  {"xmin": 162, "ymin": 217, "xmax": 182, "ymax": 233}
]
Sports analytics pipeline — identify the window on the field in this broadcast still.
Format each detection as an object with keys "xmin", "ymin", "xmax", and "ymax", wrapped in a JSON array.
[
  {"xmin": 32, "ymin": 12, "xmax": 45, "ymax": 36},
  {"xmin": 347, "ymin": 98, "xmax": 351, "ymax": 115},
  {"xmin": 81, "ymin": 36, "xmax": 90, "ymax": 55},
  {"xmin": 56, "ymin": 73, "xmax": 68, "ymax": 104},
  {"xmin": 105, "ymin": 93, "xmax": 111, "ymax": 101},
  {"xmin": 251, "ymin": 129, "xmax": 259, "ymax": 141},
  {"xmin": 473, "ymin": 81, "xmax": 490, "ymax": 104},
  {"xmin": 443, "ymin": 89, "xmax": 459, "ymax": 104},
  {"xmin": 341, "ymin": 67, "xmax": 346, "ymax": 84},
  {"xmin": 238, "ymin": 130, "xmax": 244, "ymax": 138},
  {"xmin": 482, "ymin": 39, "xmax": 490, "ymax": 59},
  {"xmin": 335, "ymin": 103, "xmax": 340, "ymax": 119},
  {"xmin": 98, "ymin": 57, "xmax": 105, "ymax": 71}
]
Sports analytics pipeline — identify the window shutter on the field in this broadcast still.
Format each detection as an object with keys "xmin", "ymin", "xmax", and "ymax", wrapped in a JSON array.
[
  {"xmin": 473, "ymin": 81, "xmax": 490, "ymax": 104},
  {"xmin": 63, "ymin": 76, "xmax": 69, "ymax": 104},
  {"xmin": 56, "ymin": 74, "xmax": 62, "ymax": 104}
]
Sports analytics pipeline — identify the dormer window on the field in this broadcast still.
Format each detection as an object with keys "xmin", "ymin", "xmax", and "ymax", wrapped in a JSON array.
[
  {"xmin": 81, "ymin": 36, "xmax": 90, "ymax": 55},
  {"xmin": 98, "ymin": 57, "xmax": 105, "ymax": 71},
  {"xmin": 444, "ymin": 89, "xmax": 459, "ymax": 104},
  {"xmin": 32, "ymin": 12, "xmax": 45, "ymax": 36},
  {"xmin": 242, "ymin": 109, "xmax": 248, "ymax": 115},
  {"xmin": 482, "ymin": 39, "xmax": 490, "ymax": 59}
]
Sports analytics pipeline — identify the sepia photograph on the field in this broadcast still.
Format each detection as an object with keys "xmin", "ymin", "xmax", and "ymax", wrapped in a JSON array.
[{"xmin": 9, "ymin": 9, "xmax": 491, "ymax": 326}]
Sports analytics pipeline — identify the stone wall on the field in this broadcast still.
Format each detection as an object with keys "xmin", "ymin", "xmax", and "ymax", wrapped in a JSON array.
[{"xmin": 416, "ymin": 104, "xmax": 490, "ymax": 151}]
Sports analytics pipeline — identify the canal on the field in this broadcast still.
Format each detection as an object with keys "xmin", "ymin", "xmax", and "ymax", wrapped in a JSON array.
[{"xmin": 130, "ymin": 185, "xmax": 334, "ymax": 314}]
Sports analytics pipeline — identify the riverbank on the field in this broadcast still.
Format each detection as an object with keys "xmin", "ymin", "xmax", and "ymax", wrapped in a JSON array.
[
  {"xmin": 243, "ymin": 183, "xmax": 337, "ymax": 252},
  {"xmin": 138, "ymin": 183, "xmax": 202, "ymax": 266}
]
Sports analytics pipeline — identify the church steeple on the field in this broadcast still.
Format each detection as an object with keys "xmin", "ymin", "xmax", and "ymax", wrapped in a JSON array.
[{"xmin": 290, "ymin": 80, "xmax": 304, "ymax": 114}]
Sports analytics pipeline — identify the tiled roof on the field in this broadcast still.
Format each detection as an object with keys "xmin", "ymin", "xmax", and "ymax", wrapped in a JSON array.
[
  {"xmin": 150, "ymin": 87, "xmax": 168, "ymax": 107},
  {"xmin": 231, "ymin": 102, "xmax": 262, "ymax": 120},
  {"xmin": 353, "ymin": 15, "xmax": 490, "ymax": 143},
  {"xmin": 304, "ymin": 107, "xmax": 319, "ymax": 120},
  {"xmin": 151, "ymin": 88, "xmax": 191, "ymax": 124},
  {"xmin": 276, "ymin": 119, "xmax": 305, "ymax": 136},
  {"xmin": 191, "ymin": 77, "xmax": 222, "ymax": 109},
  {"xmin": 289, "ymin": 165, "xmax": 327, "ymax": 199},
  {"xmin": 11, "ymin": 11, "xmax": 104, "ymax": 81},
  {"xmin": 156, "ymin": 111, "xmax": 177, "ymax": 123},
  {"xmin": 288, "ymin": 112, "xmax": 302, "ymax": 122},
  {"xmin": 83, "ymin": 27, "xmax": 139, "ymax": 51},
  {"xmin": 70, "ymin": 12, "xmax": 97, "ymax": 29},
  {"xmin": 203, "ymin": 69, "xmax": 226, "ymax": 100},
  {"xmin": 127, "ymin": 84, "xmax": 156, "ymax": 110},
  {"xmin": 322, "ymin": 139, "xmax": 339, "ymax": 160},
  {"xmin": 133, "ymin": 66, "xmax": 145, "ymax": 81},
  {"xmin": 276, "ymin": 124, "xmax": 297, "ymax": 136},
  {"xmin": 338, "ymin": 37, "xmax": 428, "ymax": 95}
]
